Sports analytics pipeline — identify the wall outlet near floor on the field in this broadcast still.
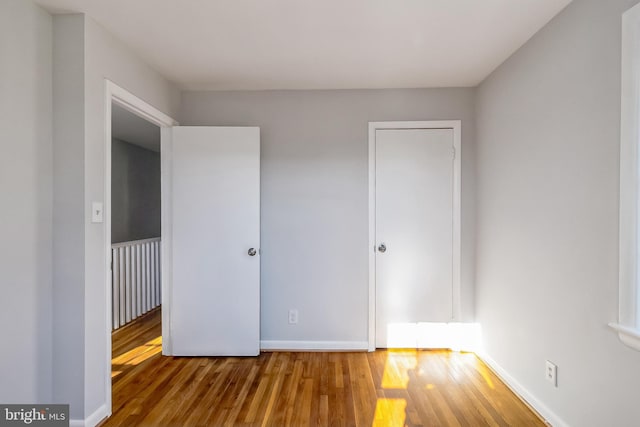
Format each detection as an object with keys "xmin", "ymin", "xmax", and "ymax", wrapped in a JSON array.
[
  {"xmin": 288, "ymin": 309, "xmax": 299, "ymax": 324},
  {"xmin": 545, "ymin": 360, "xmax": 557, "ymax": 387}
]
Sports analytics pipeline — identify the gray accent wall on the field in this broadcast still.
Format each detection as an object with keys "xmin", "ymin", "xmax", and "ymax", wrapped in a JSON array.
[
  {"xmin": 0, "ymin": 0, "xmax": 53, "ymax": 404},
  {"xmin": 181, "ymin": 88, "xmax": 477, "ymax": 345},
  {"xmin": 111, "ymin": 139, "xmax": 161, "ymax": 243},
  {"xmin": 476, "ymin": 0, "xmax": 640, "ymax": 425}
]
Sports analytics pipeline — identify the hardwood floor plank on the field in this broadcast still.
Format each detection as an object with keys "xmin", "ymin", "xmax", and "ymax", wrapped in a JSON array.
[
  {"xmin": 318, "ymin": 394, "xmax": 329, "ymax": 426},
  {"xmin": 261, "ymin": 354, "xmax": 288, "ymax": 427},
  {"xmin": 244, "ymin": 374, "xmax": 272, "ymax": 423},
  {"xmin": 284, "ymin": 358, "xmax": 304, "ymax": 426},
  {"xmin": 183, "ymin": 359, "xmax": 233, "ymax": 427},
  {"xmin": 104, "ymin": 312, "xmax": 548, "ymax": 427}
]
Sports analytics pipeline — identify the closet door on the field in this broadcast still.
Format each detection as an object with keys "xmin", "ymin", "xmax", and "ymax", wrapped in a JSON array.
[{"xmin": 375, "ymin": 128, "xmax": 454, "ymax": 348}]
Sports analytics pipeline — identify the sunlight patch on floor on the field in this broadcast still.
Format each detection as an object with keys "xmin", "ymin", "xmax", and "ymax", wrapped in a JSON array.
[
  {"xmin": 476, "ymin": 359, "xmax": 495, "ymax": 389},
  {"xmin": 372, "ymin": 398, "xmax": 407, "ymax": 427},
  {"xmin": 112, "ymin": 336, "xmax": 162, "ymax": 368},
  {"xmin": 381, "ymin": 350, "xmax": 417, "ymax": 389}
]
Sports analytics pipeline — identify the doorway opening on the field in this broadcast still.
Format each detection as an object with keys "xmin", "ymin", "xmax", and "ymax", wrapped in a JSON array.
[
  {"xmin": 110, "ymin": 102, "xmax": 162, "ymax": 386},
  {"xmin": 104, "ymin": 80, "xmax": 177, "ymax": 416}
]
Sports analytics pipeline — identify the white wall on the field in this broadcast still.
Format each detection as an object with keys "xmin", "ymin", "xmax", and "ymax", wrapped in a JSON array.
[
  {"xmin": 18, "ymin": 1, "xmax": 640, "ymax": 424},
  {"xmin": 181, "ymin": 89, "xmax": 476, "ymax": 345},
  {"xmin": 0, "ymin": 0, "xmax": 53, "ymax": 404},
  {"xmin": 83, "ymin": 16, "xmax": 181, "ymax": 421},
  {"xmin": 50, "ymin": 12, "xmax": 181, "ymax": 423},
  {"xmin": 52, "ymin": 14, "xmax": 86, "ymax": 418},
  {"xmin": 476, "ymin": 0, "xmax": 640, "ymax": 425}
]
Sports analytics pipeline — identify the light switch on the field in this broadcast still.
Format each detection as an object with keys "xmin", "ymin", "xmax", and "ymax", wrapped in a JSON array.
[{"xmin": 92, "ymin": 202, "xmax": 104, "ymax": 223}]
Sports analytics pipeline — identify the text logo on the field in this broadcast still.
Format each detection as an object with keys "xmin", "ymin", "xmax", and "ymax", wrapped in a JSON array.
[{"xmin": 0, "ymin": 405, "xmax": 68, "ymax": 427}]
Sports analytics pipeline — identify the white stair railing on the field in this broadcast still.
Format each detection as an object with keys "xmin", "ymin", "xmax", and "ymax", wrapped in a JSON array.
[{"xmin": 111, "ymin": 237, "xmax": 161, "ymax": 330}]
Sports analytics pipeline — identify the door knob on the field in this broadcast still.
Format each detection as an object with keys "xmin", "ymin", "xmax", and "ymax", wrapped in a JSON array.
[
  {"xmin": 378, "ymin": 243, "xmax": 386, "ymax": 253},
  {"xmin": 248, "ymin": 248, "xmax": 257, "ymax": 256}
]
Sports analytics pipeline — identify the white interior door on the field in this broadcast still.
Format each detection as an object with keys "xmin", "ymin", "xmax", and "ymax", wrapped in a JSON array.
[
  {"xmin": 169, "ymin": 126, "xmax": 260, "ymax": 356},
  {"xmin": 375, "ymin": 128, "xmax": 454, "ymax": 348}
]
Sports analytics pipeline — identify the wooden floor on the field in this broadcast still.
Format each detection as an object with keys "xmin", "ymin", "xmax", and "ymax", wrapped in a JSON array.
[{"xmin": 105, "ymin": 310, "xmax": 546, "ymax": 427}]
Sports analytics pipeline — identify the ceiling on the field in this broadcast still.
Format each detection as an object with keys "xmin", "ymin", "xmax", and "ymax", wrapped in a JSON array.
[
  {"xmin": 36, "ymin": 0, "xmax": 572, "ymax": 91},
  {"xmin": 112, "ymin": 104, "xmax": 160, "ymax": 152}
]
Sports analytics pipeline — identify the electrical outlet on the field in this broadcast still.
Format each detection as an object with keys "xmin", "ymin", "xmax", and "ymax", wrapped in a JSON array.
[
  {"xmin": 545, "ymin": 360, "xmax": 557, "ymax": 387},
  {"xmin": 288, "ymin": 309, "xmax": 298, "ymax": 324}
]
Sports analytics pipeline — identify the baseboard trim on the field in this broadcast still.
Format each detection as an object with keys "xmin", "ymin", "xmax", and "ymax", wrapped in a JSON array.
[
  {"xmin": 69, "ymin": 403, "xmax": 109, "ymax": 427},
  {"xmin": 477, "ymin": 352, "xmax": 569, "ymax": 427},
  {"xmin": 260, "ymin": 340, "xmax": 369, "ymax": 351}
]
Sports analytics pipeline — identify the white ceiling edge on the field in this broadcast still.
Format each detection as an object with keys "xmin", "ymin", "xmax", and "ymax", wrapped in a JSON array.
[
  {"xmin": 36, "ymin": 0, "xmax": 573, "ymax": 91},
  {"xmin": 180, "ymin": 81, "xmax": 480, "ymax": 92}
]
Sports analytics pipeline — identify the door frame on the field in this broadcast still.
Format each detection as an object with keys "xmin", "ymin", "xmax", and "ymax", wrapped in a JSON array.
[
  {"xmin": 367, "ymin": 120, "xmax": 462, "ymax": 351},
  {"xmin": 104, "ymin": 80, "xmax": 178, "ymax": 414}
]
